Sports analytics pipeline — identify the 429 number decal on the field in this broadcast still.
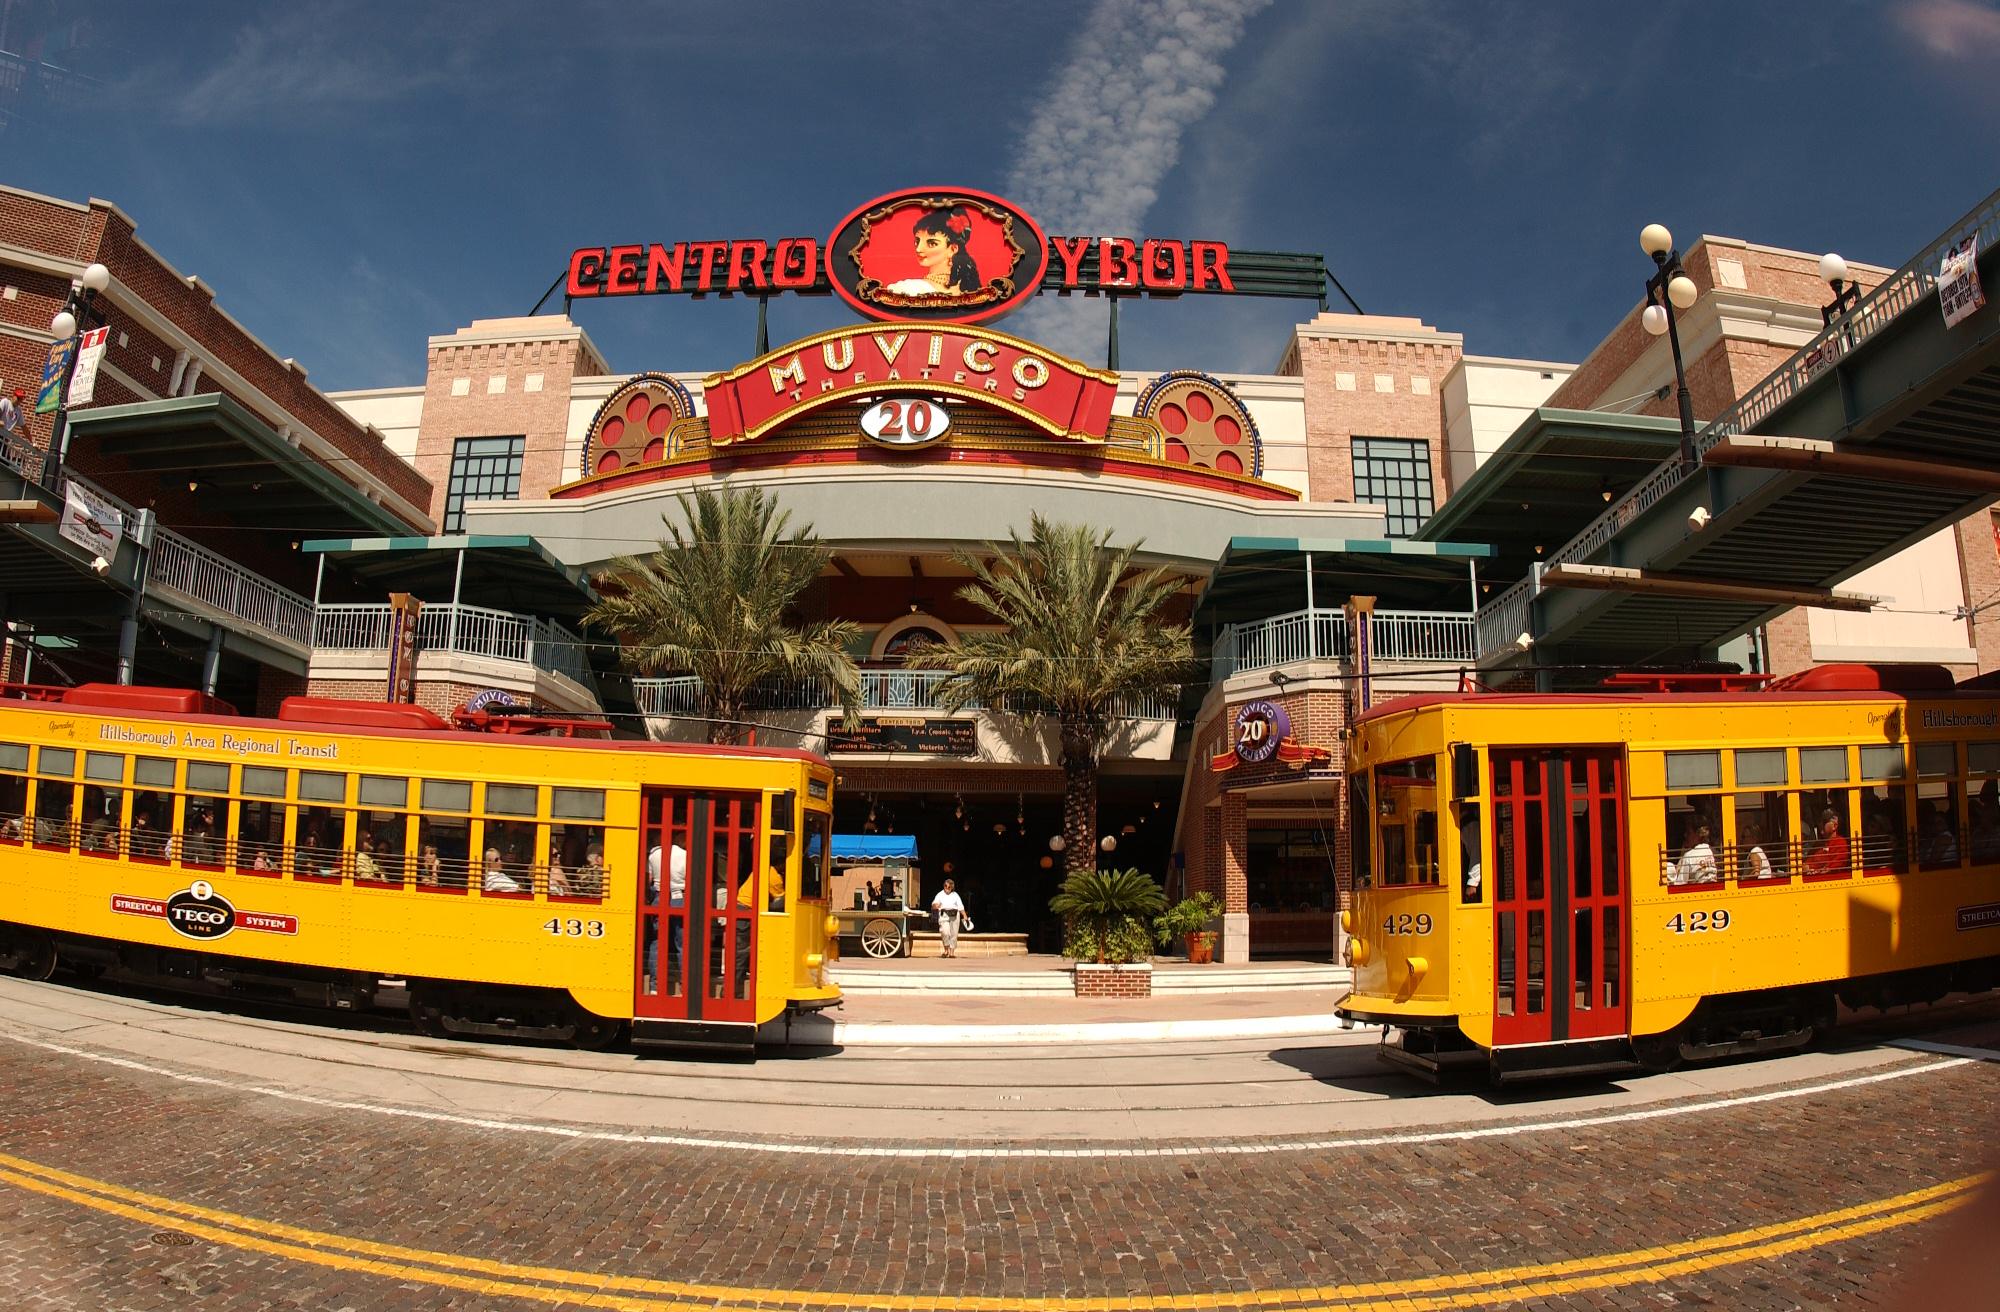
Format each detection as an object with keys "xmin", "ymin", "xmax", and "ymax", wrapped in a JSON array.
[
  {"xmin": 543, "ymin": 918, "xmax": 605, "ymax": 938},
  {"xmin": 1666, "ymin": 909, "xmax": 1731, "ymax": 934},
  {"xmin": 1382, "ymin": 913, "xmax": 1433, "ymax": 936}
]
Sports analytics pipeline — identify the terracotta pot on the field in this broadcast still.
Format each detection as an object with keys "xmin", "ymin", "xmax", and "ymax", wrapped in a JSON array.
[{"xmin": 1186, "ymin": 933, "xmax": 1215, "ymax": 965}]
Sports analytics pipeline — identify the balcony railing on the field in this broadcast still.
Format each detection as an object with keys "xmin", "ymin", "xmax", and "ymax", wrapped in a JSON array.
[
  {"xmin": 633, "ymin": 670, "xmax": 1179, "ymax": 722},
  {"xmin": 313, "ymin": 602, "xmax": 597, "ymax": 693},
  {"xmin": 1212, "ymin": 607, "xmax": 1477, "ymax": 678},
  {"xmin": 149, "ymin": 528, "xmax": 315, "ymax": 647}
]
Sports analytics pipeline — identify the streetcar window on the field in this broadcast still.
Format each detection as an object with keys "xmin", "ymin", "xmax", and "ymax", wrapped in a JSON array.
[
  {"xmin": 1457, "ymin": 803, "xmax": 1482, "ymax": 904},
  {"xmin": 1374, "ymin": 758, "xmax": 1438, "ymax": 887},
  {"xmin": 1916, "ymin": 743, "xmax": 1963, "ymax": 871},
  {"xmin": 187, "ymin": 761, "xmax": 230, "ymax": 793},
  {"xmin": 298, "ymin": 771, "xmax": 346, "ymax": 802},
  {"xmin": 0, "ymin": 769, "xmax": 25, "ymax": 844},
  {"xmin": 483, "ymin": 818, "xmax": 538, "ymax": 891},
  {"xmin": 0, "ymin": 743, "xmax": 25, "ymax": 771},
  {"xmin": 237, "ymin": 798, "xmax": 285, "ymax": 876},
  {"xmin": 1733, "ymin": 792, "xmax": 1793, "ymax": 881},
  {"xmin": 79, "ymin": 786, "xmax": 120, "ymax": 856},
  {"xmin": 551, "ymin": 787, "xmax": 605, "ymax": 821},
  {"xmin": 1665, "ymin": 751, "xmax": 1720, "ymax": 791},
  {"xmin": 242, "ymin": 766, "xmax": 286, "ymax": 797},
  {"xmin": 486, "ymin": 783, "xmax": 538, "ymax": 815},
  {"xmin": 1858, "ymin": 783, "xmax": 1912, "ymax": 873},
  {"xmin": 801, "ymin": 810, "xmax": 829, "ymax": 901},
  {"xmin": 1969, "ymin": 741, "xmax": 2000, "ymax": 775},
  {"xmin": 37, "ymin": 747, "xmax": 75, "ymax": 777},
  {"xmin": 766, "ymin": 832, "xmax": 790, "ymax": 912},
  {"xmin": 1800, "ymin": 790, "xmax": 1858, "ymax": 879},
  {"xmin": 359, "ymin": 775, "xmax": 407, "ymax": 808},
  {"xmin": 294, "ymin": 799, "xmax": 347, "ymax": 882},
  {"xmin": 357, "ymin": 777, "xmax": 411, "ymax": 885},
  {"xmin": 1860, "ymin": 745, "xmax": 1906, "ymax": 780},
  {"xmin": 1664, "ymin": 793, "xmax": 1722, "ymax": 885},
  {"xmin": 1347, "ymin": 773, "xmax": 1372, "ymax": 889},
  {"xmin": 130, "ymin": 758, "xmax": 174, "ymax": 861},
  {"xmin": 1799, "ymin": 747, "xmax": 1850, "ymax": 784},
  {"xmin": 1734, "ymin": 749, "xmax": 1788, "ymax": 787},
  {"xmin": 84, "ymin": 752, "xmax": 124, "ymax": 783},
  {"xmin": 32, "ymin": 747, "xmax": 76, "ymax": 848},
  {"xmin": 548, "ymin": 820, "xmax": 604, "ymax": 899},
  {"xmin": 421, "ymin": 779, "xmax": 472, "ymax": 812},
  {"xmin": 417, "ymin": 815, "xmax": 472, "ymax": 889},
  {"xmin": 1602, "ymin": 907, "xmax": 1622, "ymax": 1009}
]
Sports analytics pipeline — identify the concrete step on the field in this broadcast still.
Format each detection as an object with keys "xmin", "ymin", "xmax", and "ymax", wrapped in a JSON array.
[{"xmin": 831, "ymin": 963, "xmax": 1350, "ymax": 996}]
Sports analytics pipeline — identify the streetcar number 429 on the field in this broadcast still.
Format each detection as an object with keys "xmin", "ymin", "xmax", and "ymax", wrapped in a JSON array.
[
  {"xmin": 1666, "ymin": 909, "xmax": 1730, "ymax": 934},
  {"xmin": 1382, "ymin": 913, "xmax": 1432, "ymax": 936}
]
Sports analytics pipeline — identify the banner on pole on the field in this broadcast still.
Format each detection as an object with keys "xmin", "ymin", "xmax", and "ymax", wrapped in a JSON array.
[
  {"xmin": 384, "ymin": 592, "xmax": 424, "ymax": 703},
  {"xmin": 1940, "ymin": 234, "xmax": 1985, "ymax": 329},
  {"xmin": 58, "ymin": 481, "xmax": 125, "ymax": 559},
  {"xmin": 36, "ymin": 336, "xmax": 76, "ymax": 415},
  {"xmin": 66, "ymin": 327, "xmax": 110, "ymax": 407}
]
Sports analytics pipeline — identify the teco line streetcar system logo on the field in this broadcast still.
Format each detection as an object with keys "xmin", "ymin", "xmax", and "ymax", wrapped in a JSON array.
[
  {"xmin": 564, "ymin": 185, "xmax": 1328, "ymax": 328},
  {"xmin": 112, "ymin": 881, "xmax": 299, "ymax": 941}
]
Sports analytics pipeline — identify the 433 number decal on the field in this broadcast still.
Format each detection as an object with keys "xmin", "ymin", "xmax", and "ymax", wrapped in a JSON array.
[
  {"xmin": 543, "ymin": 918, "xmax": 605, "ymax": 938},
  {"xmin": 1666, "ymin": 909, "xmax": 1730, "ymax": 934}
]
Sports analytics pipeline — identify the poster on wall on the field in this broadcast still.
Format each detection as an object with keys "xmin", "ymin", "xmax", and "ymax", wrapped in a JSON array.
[
  {"xmin": 66, "ymin": 327, "xmax": 110, "ymax": 406},
  {"xmin": 827, "ymin": 717, "xmax": 977, "ymax": 756}
]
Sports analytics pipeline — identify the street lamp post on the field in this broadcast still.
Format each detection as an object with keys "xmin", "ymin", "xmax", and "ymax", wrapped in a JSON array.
[
  {"xmin": 39, "ymin": 261, "xmax": 112, "ymax": 489},
  {"xmin": 1818, "ymin": 252, "xmax": 1862, "ymax": 326},
  {"xmin": 1638, "ymin": 224, "xmax": 1700, "ymax": 469}
]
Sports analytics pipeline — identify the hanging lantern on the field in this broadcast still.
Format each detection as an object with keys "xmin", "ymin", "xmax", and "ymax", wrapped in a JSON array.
[
  {"xmin": 993, "ymin": 822, "xmax": 1007, "ymax": 836},
  {"xmin": 942, "ymin": 861, "xmax": 955, "ymax": 875},
  {"xmin": 1049, "ymin": 834, "xmax": 1066, "ymax": 852},
  {"xmin": 1038, "ymin": 855, "xmax": 1053, "ymax": 869},
  {"xmin": 1100, "ymin": 835, "xmax": 1117, "ymax": 853},
  {"xmin": 1121, "ymin": 824, "xmax": 1137, "ymax": 835}
]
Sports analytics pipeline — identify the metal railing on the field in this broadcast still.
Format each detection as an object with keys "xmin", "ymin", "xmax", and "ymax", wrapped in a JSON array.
[
  {"xmin": 313, "ymin": 602, "xmax": 597, "ymax": 693},
  {"xmin": 148, "ymin": 528, "xmax": 315, "ymax": 647},
  {"xmin": 1479, "ymin": 185, "xmax": 2000, "ymax": 654},
  {"xmin": 1211, "ymin": 607, "xmax": 1476, "ymax": 678},
  {"xmin": 633, "ymin": 671, "xmax": 1179, "ymax": 722}
]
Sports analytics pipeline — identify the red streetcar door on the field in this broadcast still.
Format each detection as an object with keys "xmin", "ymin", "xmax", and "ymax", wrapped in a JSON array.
[
  {"xmin": 634, "ymin": 790, "xmax": 761, "ymax": 1024},
  {"xmin": 1490, "ymin": 749, "xmax": 1629, "ymax": 1047}
]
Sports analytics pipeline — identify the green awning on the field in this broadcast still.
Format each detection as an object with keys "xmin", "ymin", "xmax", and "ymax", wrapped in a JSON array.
[
  {"xmin": 301, "ymin": 535, "xmax": 599, "ymax": 621},
  {"xmin": 1194, "ymin": 536, "xmax": 1492, "ymax": 627}
]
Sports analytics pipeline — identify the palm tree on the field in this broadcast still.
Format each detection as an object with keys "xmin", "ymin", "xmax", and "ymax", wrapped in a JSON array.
[
  {"xmin": 909, "ymin": 514, "xmax": 1192, "ymax": 875},
  {"xmin": 586, "ymin": 484, "xmax": 860, "ymax": 745}
]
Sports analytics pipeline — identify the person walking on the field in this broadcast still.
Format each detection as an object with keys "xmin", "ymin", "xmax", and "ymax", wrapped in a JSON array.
[{"xmin": 930, "ymin": 878, "xmax": 970, "ymax": 958}]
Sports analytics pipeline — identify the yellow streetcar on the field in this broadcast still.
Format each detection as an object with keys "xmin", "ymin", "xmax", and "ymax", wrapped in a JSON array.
[
  {"xmin": 1336, "ymin": 665, "xmax": 2000, "ymax": 1081},
  {"xmin": 0, "ymin": 683, "xmax": 839, "ymax": 1053}
]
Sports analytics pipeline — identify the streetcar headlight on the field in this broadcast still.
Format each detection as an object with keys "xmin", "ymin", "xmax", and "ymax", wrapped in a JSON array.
[
  {"xmin": 1349, "ymin": 937, "xmax": 1370, "ymax": 965},
  {"xmin": 824, "ymin": 914, "xmax": 840, "ymax": 936},
  {"xmin": 1339, "ymin": 909, "xmax": 1353, "ymax": 934}
]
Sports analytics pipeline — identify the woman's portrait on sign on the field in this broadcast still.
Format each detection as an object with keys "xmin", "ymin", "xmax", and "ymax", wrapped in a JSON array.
[{"xmin": 851, "ymin": 197, "xmax": 1021, "ymax": 311}]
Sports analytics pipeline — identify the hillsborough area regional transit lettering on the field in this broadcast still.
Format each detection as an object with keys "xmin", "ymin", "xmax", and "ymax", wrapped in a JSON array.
[{"xmin": 99, "ymin": 722, "xmax": 340, "ymax": 759}]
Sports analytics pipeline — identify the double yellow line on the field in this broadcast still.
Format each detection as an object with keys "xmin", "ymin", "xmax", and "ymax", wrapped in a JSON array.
[{"xmin": 0, "ymin": 1147, "xmax": 1982, "ymax": 1311}]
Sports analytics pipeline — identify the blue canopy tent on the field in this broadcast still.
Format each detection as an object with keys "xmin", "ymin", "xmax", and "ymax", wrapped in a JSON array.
[{"xmin": 827, "ymin": 834, "xmax": 919, "ymax": 863}]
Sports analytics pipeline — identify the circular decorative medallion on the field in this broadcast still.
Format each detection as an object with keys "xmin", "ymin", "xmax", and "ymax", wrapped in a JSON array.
[
  {"xmin": 826, "ymin": 187, "xmax": 1048, "ymax": 326},
  {"xmin": 1233, "ymin": 699, "xmax": 1291, "ymax": 764}
]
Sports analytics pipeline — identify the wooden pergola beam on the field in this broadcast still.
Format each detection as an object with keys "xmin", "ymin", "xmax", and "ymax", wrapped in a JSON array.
[{"xmin": 1542, "ymin": 562, "xmax": 1882, "ymax": 612}]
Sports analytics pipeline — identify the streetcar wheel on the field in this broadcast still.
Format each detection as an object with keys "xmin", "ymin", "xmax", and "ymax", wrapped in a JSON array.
[
  {"xmin": 1632, "ymin": 1028, "xmax": 1683, "ymax": 1073},
  {"xmin": 2, "ymin": 929, "xmax": 56, "ymax": 982},
  {"xmin": 408, "ymin": 992, "xmax": 455, "ymax": 1040},
  {"xmin": 569, "ymin": 1011, "xmax": 625, "ymax": 1052},
  {"xmin": 861, "ymin": 918, "xmax": 901, "ymax": 958}
]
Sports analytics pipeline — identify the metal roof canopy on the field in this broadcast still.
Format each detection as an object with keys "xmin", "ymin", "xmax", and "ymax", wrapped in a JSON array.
[
  {"xmin": 64, "ymin": 393, "xmax": 414, "ymax": 538},
  {"xmin": 1413, "ymin": 409, "xmax": 1684, "ymax": 587},
  {"xmin": 300, "ymin": 534, "xmax": 599, "ymax": 622},
  {"xmin": 1195, "ymin": 536, "xmax": 1493, "ymax": 628}
]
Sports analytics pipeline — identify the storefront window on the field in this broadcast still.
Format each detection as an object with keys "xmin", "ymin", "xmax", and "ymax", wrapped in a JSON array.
[{"xmin": 1246, "ymin": 827, "xmax": 1337, "ymax": 913}]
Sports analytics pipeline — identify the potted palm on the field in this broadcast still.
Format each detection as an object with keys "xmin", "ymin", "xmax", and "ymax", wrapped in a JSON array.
[
  {"xmin": 1154, "ymin": 892, "xmax": 1222, "ymax": 964},
  {"xmin": 1050, "ymin": 868, "xmax": 1166, "ymax": 996}
]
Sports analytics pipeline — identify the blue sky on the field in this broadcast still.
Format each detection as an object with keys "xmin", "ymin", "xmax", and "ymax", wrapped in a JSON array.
[{"xmin": 5, "ymin": 0, "xmax": 1998, "ymax": 391}]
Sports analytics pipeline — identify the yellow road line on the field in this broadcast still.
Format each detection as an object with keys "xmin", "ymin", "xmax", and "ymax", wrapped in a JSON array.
[{"xmin": 0, "ymin": 1147, "xmax": 1983, "ymax": 1312}]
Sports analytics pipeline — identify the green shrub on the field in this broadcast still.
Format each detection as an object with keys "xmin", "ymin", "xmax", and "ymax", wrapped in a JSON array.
[
  {"xmin": 1050, "ymin": 868, "xmax": 1166, "ymax": 963},
  {"xmin": 1153, "ymin": 891, "xmax": 1221, "ymax": 947}
]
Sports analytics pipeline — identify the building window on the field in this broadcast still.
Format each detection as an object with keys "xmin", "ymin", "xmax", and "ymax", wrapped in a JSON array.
[
  {"xmin": 444, "ymin": 436, "xmax": 525, "ymax": 533},
  {"xmin": 1351, "ymin": 437, "xmax": 1434, "ymax": 538},
  {"xmin": 1246, "ymin": 827, "xmax": 1337, "ymax": 913}
]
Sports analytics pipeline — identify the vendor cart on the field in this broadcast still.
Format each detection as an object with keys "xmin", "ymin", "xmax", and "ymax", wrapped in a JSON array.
[{"xmin": 827, "ymin": 834, "xmax": 926, "ymax": 959}]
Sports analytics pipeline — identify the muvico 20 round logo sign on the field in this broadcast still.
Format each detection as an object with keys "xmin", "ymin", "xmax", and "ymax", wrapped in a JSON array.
[
  {"xmin": 166, "ymin": 880, "xmax": 236, "ymax": 940},
  {"xmin": 1233, "ymin": 699, "xmax": 1291, "ymax": 765},
  {"xmin": 826, "ymin": 186, "xmax": 1048, "ymax": 326}
]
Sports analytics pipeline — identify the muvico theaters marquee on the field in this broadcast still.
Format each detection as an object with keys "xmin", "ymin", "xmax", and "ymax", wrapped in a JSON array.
[{"xmin": 370, "ymin": 185, "xmax": 1476, "ymax": 960}]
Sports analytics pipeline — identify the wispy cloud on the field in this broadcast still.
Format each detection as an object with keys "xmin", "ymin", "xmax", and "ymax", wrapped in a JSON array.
[
  {"xmin": 1003, "ymin": 0, "xmax": 1274, "ymax": 358},
  {"xmin": 1894, "ymin": 0, "xmax": 2000, "ymax": 57}
]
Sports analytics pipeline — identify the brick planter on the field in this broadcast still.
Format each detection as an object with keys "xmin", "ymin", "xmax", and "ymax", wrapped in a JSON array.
[{"xmin": 1072, "ymin": 962, "xmax": 1153, "ymax": 998}]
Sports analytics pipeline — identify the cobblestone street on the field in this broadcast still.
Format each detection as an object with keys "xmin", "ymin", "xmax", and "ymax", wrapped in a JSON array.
[{"xmin": 2, "ymin": 985, "xmax": 1995, "ymax": 1310}]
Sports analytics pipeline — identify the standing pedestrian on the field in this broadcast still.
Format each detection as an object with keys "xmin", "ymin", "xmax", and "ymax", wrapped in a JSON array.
[
  {"xmin": 930, "ymin": 877, "xmax": 971, "ymax": 958},
  {"xmin": 0, "ymin": 388, "xmax": 25, "ymax": 438}
]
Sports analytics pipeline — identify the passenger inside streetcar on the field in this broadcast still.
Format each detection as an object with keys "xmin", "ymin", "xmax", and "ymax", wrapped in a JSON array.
[
  {"xmin": 1804, "ymin": 808, "xmax": 1851, "ymax": 876},
  {"xmin": 1670, "ymin": 819, "xmax": 1718, "ymax": 884}
]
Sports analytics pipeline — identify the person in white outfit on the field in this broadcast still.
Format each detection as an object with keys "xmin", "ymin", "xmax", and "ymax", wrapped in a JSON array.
[{"xmin": 930, "ymin": 878, "xmax": 970, "ymax": 958}]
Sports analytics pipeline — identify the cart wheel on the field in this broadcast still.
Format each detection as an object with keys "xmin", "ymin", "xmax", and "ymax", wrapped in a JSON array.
[{"xmin": 861, "ymin": 918, "xmax": 901, "ymax": 958}]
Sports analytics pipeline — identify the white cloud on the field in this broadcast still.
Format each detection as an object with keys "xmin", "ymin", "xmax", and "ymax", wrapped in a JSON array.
[
  {"xmin": 1895, "ymin": 0, "xmax": 2000, "ymax": 58},
  {"xmin": 1003, "ymin": 0, "xmax": 1274, "ymax": 358}
]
